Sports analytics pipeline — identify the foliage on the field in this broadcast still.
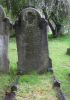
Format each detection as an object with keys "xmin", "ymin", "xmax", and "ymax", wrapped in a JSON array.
[
  {"xmin": 8, "ymin": 0, "xmax": 25, "ymax": 16},
  {"xmin": 49, "ymin": 0, "xmax": 69, "ymax": 25},
  {"xmin": 0, "ymin": 0, "xmax": 69, "ymax": 25}
]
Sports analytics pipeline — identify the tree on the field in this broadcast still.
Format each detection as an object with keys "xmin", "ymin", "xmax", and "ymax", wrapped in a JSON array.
[
  {"xmin": 34, "ymin": 0, "xmax": 69, "ymax": 37},
  {"xmin": 42, "ymin": 0, "xmax": 69, "ymax": 37},
  {"xmin": 3, "ymin": 0, "xmax": 37, "ymax": 17},
  {"xmin": 0, "ymin": 0, "xmax": 69, "ymax": 37},
  {"xmin": 49, "ymin": 0, "xmax": 69, "ymax": 37}
]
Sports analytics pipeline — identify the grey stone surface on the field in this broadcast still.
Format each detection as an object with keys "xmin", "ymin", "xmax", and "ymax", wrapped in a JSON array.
[
  {"xmin": 0, "ymin": 5, "xmax": 10, "ymax": 73},
  {"xmin": 15, "ymin": 7, "xmax": 52, "ymax": 74}
]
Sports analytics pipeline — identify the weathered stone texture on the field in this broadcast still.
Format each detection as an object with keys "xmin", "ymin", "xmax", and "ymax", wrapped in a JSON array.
[
  {"xmin": 0, "ymin": 5, "xmax": 10, "ymax": 73},
  {"xmin": 15, "ymin": 7, "xmax": 51, "ymax": 74}
]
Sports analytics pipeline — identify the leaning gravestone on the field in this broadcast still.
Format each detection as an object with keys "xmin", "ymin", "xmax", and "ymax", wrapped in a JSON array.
[
  {"xmin": 15, "ymin": 7, "xmax": 52, "ymax": 74},
  {"xmin": 0, "ymin": 5, "xmax": 10, "ymax": 73}
]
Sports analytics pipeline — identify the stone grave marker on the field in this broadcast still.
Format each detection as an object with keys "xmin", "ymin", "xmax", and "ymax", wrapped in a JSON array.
[
  {"xmin": 0, "ymin": 5, "xmax": 10, "ymax": 73},
  {"xmin": 14, "ymin": 7, "xmax": 52, "ymax": 74}
]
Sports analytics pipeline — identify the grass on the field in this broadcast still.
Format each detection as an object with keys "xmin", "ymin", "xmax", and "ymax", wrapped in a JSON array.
[
  {"xmin": 0, "ymin": 74, "xmax": 11, "ymax": 99},
  {"xmin": 0, "ymin": 38, "xmax": 17, "ymax": 100},
  {"xmin": 49, "ymin": 34, "xmax": 70, "ymax": 100},
  {"xmin": 16, "ymin": 73, "xmax": 57, "ymax": 100},
  {"xmin": 0, "ymin": 34, "xmax": 70, "ymax": 100},
  {"xmin": 8, "ymin": 38, "xmax": 57, "ymax": 100},
  {"xmin": 8, "ymin": 38, "xmax": 18, "ymax": 72}
]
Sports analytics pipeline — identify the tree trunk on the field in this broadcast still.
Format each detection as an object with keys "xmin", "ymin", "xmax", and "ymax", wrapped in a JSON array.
[
  {"xmin": 42, "ymin": 7, "xmax": 57, "ymax": 38},
  {"xmin": 55, "ymin": 24, "xmax": 63, "ymax": 37},
  {"xmin": 48, "ymin": 20, "xmax": 57, "ymax": 37}
]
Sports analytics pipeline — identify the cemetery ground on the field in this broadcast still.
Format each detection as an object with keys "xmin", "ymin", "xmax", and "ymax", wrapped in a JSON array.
[{"xmin": 0, "ymin": 34, "xmax": 70, "ymax": 100}]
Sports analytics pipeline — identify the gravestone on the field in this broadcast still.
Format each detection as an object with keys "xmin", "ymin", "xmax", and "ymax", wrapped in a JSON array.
[
  {"xmin": 15, "ymin": 7, "xmax": 52, "ymax": 74},
  {"xmin": 0, "ymin": 5, "xmax": 10, "ymax": 73},
  {"xmin": 66, "ymin": 48, "xmax": 70, "ymax": 55}
]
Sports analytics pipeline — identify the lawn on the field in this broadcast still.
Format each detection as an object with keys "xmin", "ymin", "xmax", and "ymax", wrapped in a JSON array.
[
  {"xmin": 49, "ymin": 34, "xmax": 70, "ymax": 100},
  {"xmin": 0, "ymin": 34, "xmax": 70, "ymax": 100}
]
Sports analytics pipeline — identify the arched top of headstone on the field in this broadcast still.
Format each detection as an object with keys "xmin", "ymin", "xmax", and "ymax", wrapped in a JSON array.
[
  {"xmin": 21, "ymin": 7, "xmax": 41, "ymax": 16},
  {"xmin": 0, "ymin": 5, "xmax": 6, "ymax": 20},
  {"xmin": 20, "ymin": 7, "xmax": 41, "ymax": 26}
]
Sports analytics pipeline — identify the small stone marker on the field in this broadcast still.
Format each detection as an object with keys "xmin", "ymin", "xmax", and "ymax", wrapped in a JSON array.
[
  {"xmin": 14, "ymin": 7, "xmax": 52, "ymax": 74},
  {"xmin": 66, "ymin": 48, "xmax": 70, "ymax": 55},
  {"xmin": 0, "ymin": 5, "xmax": 10, "ymax": 73}
]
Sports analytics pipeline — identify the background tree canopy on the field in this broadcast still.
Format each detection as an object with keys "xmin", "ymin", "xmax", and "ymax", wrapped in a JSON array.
[{"xmin": 0, "ymin": 0, "xmax": 70, "ymax": 37}]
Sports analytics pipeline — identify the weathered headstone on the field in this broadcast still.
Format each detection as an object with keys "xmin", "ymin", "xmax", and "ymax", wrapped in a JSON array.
[
  {"xmin": 15, "ymin": 7, "xmax": 52, "ymax": 74},
  {"xmin": 0, "ymin": 5, "xmax": 10, "ymax": 73},
  {"xmin": 66, "ymin": 48, "xmax": 70, "ymax": 55}
]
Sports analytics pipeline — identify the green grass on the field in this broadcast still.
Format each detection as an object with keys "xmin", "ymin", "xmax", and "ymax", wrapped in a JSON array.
[
  {"xmin": 0, "ymin": 38, "xmax": 17, "ymax": 100},
  {"xmin": 8, "ymin": 38, "xmax": 57, "ymax": 100},
  {"xmin": 8, "ymin": 38, "xmax": 18, "ymax": 73},
  {"xmin": 49, "ymin": 34, "xmax": 70, "ymax": 100},
  {"xmin": 0, "ymin": 34, "xmax": 70, "ymax": 100},
  {"xmin": 0, "ymin": 74, "xmax": 11, "ymax": 99},
  {"xmin": 16, "ymin": 73, "xmax": 57, "ymax": 100}
]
